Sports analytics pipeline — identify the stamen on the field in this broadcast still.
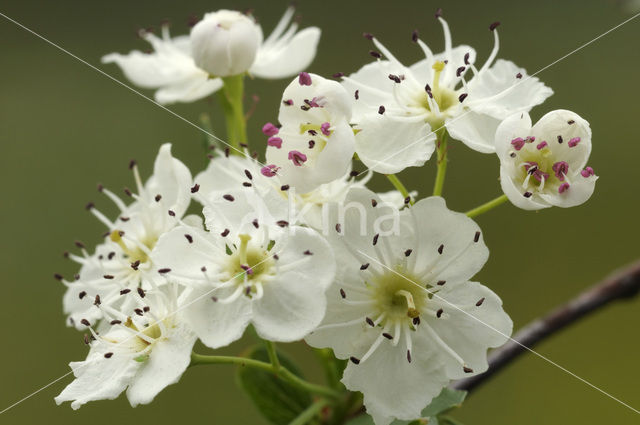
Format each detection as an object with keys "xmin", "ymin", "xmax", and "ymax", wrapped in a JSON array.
[{"xmin": 298, "ymin": 72, "xmax": 312, "ymax": 86}]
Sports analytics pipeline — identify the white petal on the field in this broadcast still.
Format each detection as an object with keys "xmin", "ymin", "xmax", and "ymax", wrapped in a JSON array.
[
  {"xmin": 126, "ymin": 323, "xmax": 197, "ymax": 407},
  {"xmin": 355, "ymin": 113, "xmax": 435, "ymax": 174},
  {"xmin": 55, "ymin": 352, "xmax": 139, "ymax": 409},
  {"xmin": 341, "ymin": 60, "xmax": 400, "ymax": 121},
  {"xmin": 154, "ymin": 75, "xmax": 223, "ymax": 104},
  {"xmin": 540, "ymin": 174, "xmax": 598, "ymax": 208},
  {"xmin": 202, "ymin": 186, "xmax": 287, "ymax": 238},
  {"xmin": 494, "ymin": 111, "xmax": 533, "ymax": 160},
  {"xmin": 445, "ymin": 111, "xmax": 501, "ymax": 153},
  {"xmin": 252, "ymin": 227, "xmax": 335, "ymax": 341},
  {"xmin": 182, "ymin": 285, "xmax": 253, "ymax": 349},
  {"xmin": 429, "ymin": 281, "xmax": 512, "ymax": 379},
  {"xmin": 408, "ymin": 197, "xmax": 489, "ymax": 285},
  {"xmin": 342, "ymin": 329, "xmax": 450, "ymax": 425},
  {"xmin": 152, "ymin": 226, "xmax": 224, "ymax": 283},
  {"xmin": 102, "ymin": 31, "xmax": 211, "ymax": 98},
  {"xmin": 144, "ymin": 144, "xmax": 193, "ymax": 218},
  {"xmin": 466, "ymin": 59, "xmax": 553, "ymax": 118},
  {"xmin": 251, "ymin": 27, "xmax": 321, "ymax": 79}
]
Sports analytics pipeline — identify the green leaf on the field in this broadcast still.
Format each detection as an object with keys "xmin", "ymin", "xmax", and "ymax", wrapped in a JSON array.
[
  {"xmin": 236, "ymin": 345, "xmax": 312, "ymax": 425},
  {"xmin": 420, "ymin": 388, "xmax": 466, "ymax": 418}
]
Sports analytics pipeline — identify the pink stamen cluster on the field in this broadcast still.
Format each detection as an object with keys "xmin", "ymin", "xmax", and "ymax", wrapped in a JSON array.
[
  {"xmin": 288, "ymin": 150, "xmax": 307, "ymax": 166},
  {"xmin": 581, "ymin": 166, "xmax": 595, "ymax": 178},
  {"xmin": 552, "ymin": 161, "xmax": 569, "ymax": 181},
  {"xmin": 260, "ymin": 164, "xmax": 280, "ymax": 177},
  {"xmin": 263, "ymin": 122, "xmax": 282, "ymax": 149},
  {"xmin": 298, "ymin": 72, "xmax": 312, "ymax": 86},
  {"xmin": 568, "ymin": 137, "xmax": 581, "ymax": 148},
  {"xmin": 511, "ymin": 136, "xmax": 535, "ymax": 151}
]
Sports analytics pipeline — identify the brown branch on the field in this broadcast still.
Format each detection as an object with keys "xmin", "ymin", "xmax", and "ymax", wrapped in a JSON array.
[{"xmin": 452, "ymin": 259, "xmax": 640, "ymax": 393}]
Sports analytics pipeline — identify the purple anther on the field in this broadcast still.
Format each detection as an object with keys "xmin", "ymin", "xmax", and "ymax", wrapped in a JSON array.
[
  {"xmin": 298, "ymin": 72, "xmax": 312, "ymax": 86},
  {"xmin": 262, "ymin": 122, "xmax": 279, "ymax": 137},
  {"xmin": 240, "ymin": 264, "xmax": 254, "ymax": 275},
  {"xmin": 511, "ymin": 137, "xmax": 525, "ymax": 150},
  {"xmin": 568, "ymin": 137, "xmax": 581, "ymax": 147},
  {"xmin": 536, "ymin": 141, "xmax": 548, "ymax": 150},
  {"xmin": 308, "ymin": 97, "xmax": 323, "ymax": 107},
  {"xmin": 260, "ymin": 165, "xmax": 279, "ymax": 177},
  {"xmin": 267, "ymin": 136, "xmax": 282, "ymax": 149},
  {"xmin": 552, "ymin": 161, "xmax": 569, "ymax": 180},
  {"xmin": 581, "ymin": 166, "xmax": 595, "ymax": 178},
  {"xmin": 558, "ymin": 182, "xmax": 570, "ymax": 193},
  {"xmin": 321, "ymin": 122, "xmax": 331, "ymax": 136},
  {"xmin": 288, "ymin": 150, "xmax": 307, "ymax": 166}
]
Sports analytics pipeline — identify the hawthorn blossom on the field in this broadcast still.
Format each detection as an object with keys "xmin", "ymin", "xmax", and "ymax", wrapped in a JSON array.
[
  {"xmin": 306, "ymin": 189, "xmax": 512, "ymax": 425},
  {"xmin": 56, "ymin": 285, "xmax": 197, "ymax": 409},
  {"xmin": 496, "ymin": 110, "xmax": 597, "ymax": 210},
  {"xmin": 190, "ymin": 10, "xmax": 262, "ymax": 77},
  {"xmin": 194, "ymin": 152, "xmax": 410, "ymax": 233},
  {"xmin": 102, "ymin": 7, "xmax": 320, "ymax": 104},
  {"xmin": 264, "ymin": 72, "xmax": 356, "ymax": 193},
  {"xmin": 340, "ymin": 12, "xmax": 553, "ymax": 173},
  {"xmin": 151, "ymin": 185, "xmax": 335, "ymax": 348},
  {"xmin": 61, "ymin": 144, "xmax": 193, "ymax": 329}
]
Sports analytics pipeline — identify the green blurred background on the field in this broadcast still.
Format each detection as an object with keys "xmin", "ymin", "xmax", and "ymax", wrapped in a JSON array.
[{"xmin": 1, "ymin": 0, "xmax": 639, "ymax": 423}]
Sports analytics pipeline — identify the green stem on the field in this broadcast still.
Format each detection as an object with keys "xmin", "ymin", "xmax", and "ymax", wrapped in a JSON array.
[
  {"xmin": 313, "ymin": 348, "xmax": 342, "ymax": 389},
  {"xmin": 432, "ymin": 131, "xmax": 449, "ymax": 197},
  {"xmin": 288, "ymin": 398, "xmax": 329, "ymax": 425},
  {"xmin": 465, "ymin": 194, "xmax": 509, "ymax": 218},
  {"xmin": 264, "ymin": 340, "xmax": 281, "ymax": 371},
  {"xmin": 385, "ymin": 174, "xmax": 413, "ymax": 204},
  {"xmin": 190, "ymin": 353, "xmax": 340, "ymax": 399},
  {"xmin": 217, "ymin": 74, "xmax": 247, "ymax": 154}
]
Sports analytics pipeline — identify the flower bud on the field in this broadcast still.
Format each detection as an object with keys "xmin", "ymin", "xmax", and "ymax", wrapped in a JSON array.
[{"xmin": 190, "ymin": 10, "xmax": 261, "ymax": 77}]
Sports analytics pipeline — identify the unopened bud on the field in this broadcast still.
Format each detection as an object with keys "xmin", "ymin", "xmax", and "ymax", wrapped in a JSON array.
[{"xmin": 190, "ymin": 10, "xmax": 261, "ymax": 77}]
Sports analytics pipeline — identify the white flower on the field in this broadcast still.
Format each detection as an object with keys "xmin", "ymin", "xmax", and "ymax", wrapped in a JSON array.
[
  {"xmin": 190, "ymin": 10, "xmax": 261, "ymax": 77},
  {"xmin": 102, "ymin": 7, "xmax": 320, "ymax": 104},
  {"xmin": 341, "ymin": 13, "xmax": 553, "ymax": 173},
  {"xmin": 61, "ymin": 144, "xmax": 193, "ymax": 329},
  {"xmin": 102, "ymin": 26, "xmax": 223, "ymax": 104},
  {"xmin": 151, "ymin": 186, "xmax": 335, "ymax": 348},
  {"xmin": 264, "ymin": 73, "xmax": 356, "ymax": 193},
  {"xmin": 496, "ymin": 109, "xmax": 598, "ymax": 210},
  {"xmin": 192, "ymin": 153, "xmax": 404, "ymax": 232},
  {"xmin": 55, "ymin": 285, "xmax": 197, "ymax": 409},
  {"xmin": 306, "ymin": 188, "xmax": 512, "ymax": 425}
]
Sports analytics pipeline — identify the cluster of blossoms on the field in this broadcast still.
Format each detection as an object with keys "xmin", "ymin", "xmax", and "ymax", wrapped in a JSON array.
[{"xmin": 54, "ymin": 6, "xmax": 598, "ymax": 425}]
